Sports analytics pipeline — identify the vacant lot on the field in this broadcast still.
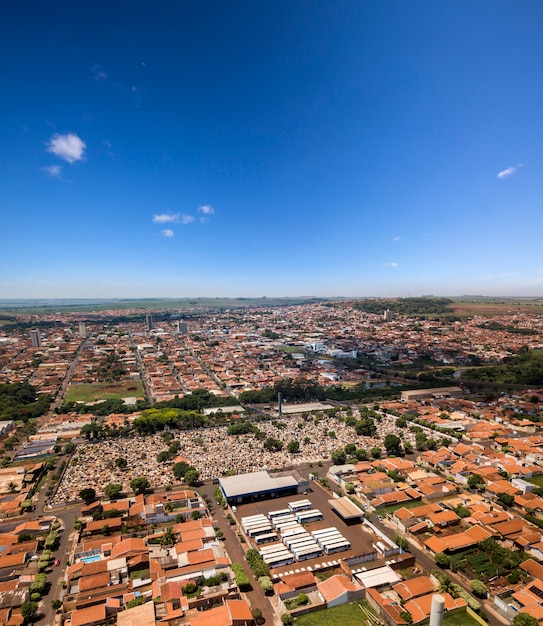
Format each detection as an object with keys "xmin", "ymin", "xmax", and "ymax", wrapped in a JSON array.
[
  {"xmin": 295, "ymin": 601, "xmax": 379, "ymax": 626},
  {"xmin": 450, "ymin": 301, "xmax": 543, "ymax": 317},
  {"xmin": 64, "ymin": 381, "xmax": 144, "ymax": 403}
]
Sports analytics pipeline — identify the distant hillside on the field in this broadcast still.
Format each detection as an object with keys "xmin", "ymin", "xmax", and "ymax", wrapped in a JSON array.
[{"xmin": 0, "ymin": 296, "xmax": 334, "ymax": 314}]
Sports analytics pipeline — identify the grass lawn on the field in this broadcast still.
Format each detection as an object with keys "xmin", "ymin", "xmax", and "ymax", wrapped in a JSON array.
[
  {"xmin": 443, "ymin": 611, "xmax": 482, "ymax": 626},
  {"xmin": 295, "ymin": 601, "xmax": 380, "ymax": 626},
  {"xmin": 528, "ymin": 474, "xmax": 543, "ymax": 488},
  {"xmin": 64, "ymin": 381, "xmax": 144, "ymax": 403}
]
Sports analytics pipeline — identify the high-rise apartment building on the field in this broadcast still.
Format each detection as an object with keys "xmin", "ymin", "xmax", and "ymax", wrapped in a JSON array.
[
  {"xmin": 79, "ymin": 322, "xmax": 87, "ymax": 338},
  {"xmin": 146, "ymin": 314, "xmax": 153, "ymax": 331},
  {"xmin": 30, "ymin": 329, "xmax": 41, "ymax": 347}
]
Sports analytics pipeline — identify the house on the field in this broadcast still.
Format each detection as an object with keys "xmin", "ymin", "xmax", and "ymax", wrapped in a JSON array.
[{"xmin": 317, "ymin": 574, "xmax": 364, "ymax": 608}]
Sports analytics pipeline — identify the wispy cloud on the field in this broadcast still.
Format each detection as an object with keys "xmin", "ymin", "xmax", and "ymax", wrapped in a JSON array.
[
  {"xmin": 91, "ymin": 65, "xmax": 108, "ymax": 81},
  {"xmin": 198, "ymin": 204, "xmax": 215, "ymax": 215},
  {"xmin": 392, "ymin": 236, "xmax": 401, "ymax": 241},
  {"xmin": 42, "ymin": 165, "xmax": 62, "ymax": 178},
  {"xmin": 384, "ymin": 262, "xmax": 399, "ymax": 268},
  {"xmin": 497, "ymin": 163, "xmax": 522, "ymax": 179},
  {"xmin": 154, "ymin": 207, "xmax": 212, "ymax": 230},
  {"xmin": 161, "ymin": 229, "xmax": 174, "ymax": 237},
  {"xmin": 47, "ymin": 133, "xmax": 86, "ymax": 163},
  {"xmin": 153, "ymin": 213, "xmax": 180, "ymax": 223}
]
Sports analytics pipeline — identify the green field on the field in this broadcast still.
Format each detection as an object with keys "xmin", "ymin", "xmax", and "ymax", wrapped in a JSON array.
[
  {"xmin": 0, "ymin": 296, "xmax": 333, "ymax": 314},
  {"xmin": 64, "ymin": 381, "xmax": 144, "ymax": 403},
  {"xmin": 295, "ymin": 601, "xmax": 380, "ymax": 626}
]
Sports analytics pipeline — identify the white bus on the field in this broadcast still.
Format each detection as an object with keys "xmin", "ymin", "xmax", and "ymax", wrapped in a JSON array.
[
  {"xmin": 255, "ymin": 533, "xmax": 278, "ymax": 545},
  {"xmin": 323, "ymin": 539, "xmax": 351, "ymax": 555},
  {"xmin": 293, "ymin": 546, "xmax": 323, "ymax": 562},
  {"xmin": 296, "ymin": 509, "xmax": 323, "ymax": 524},
  {"xmin": 268, "ymin": 508, "xmax": 291, "ymax": 519},
  {"xmin": 288, "ymin": 499, "xmax": 312, "ymax": 513}
]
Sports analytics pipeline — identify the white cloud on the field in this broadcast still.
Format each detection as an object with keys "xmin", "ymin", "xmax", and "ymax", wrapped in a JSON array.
[
  {"xmin": 384, "ymin": 262, "xmax": 399, "ymax": 268},
  {"xmin": 161, "ymin": 229, "xmax": 174, "ymax": 237},
  {"xmin": 42, "ymin": 165, "xmax": 62, "ymax": 178},
  {"xmin": 497, "ymin": 164, "xmax": 522, "ymax": 179},
  {"xmin": 392, "ymin": 236, "xmax": 401, "ymax": 241},
  {"xmin": 91, "ymin": 65, "xmax": 108, "ymax": 81},
  {"xmin": 153, "ymin": 213, "xmax": 179, "ymax": 223},
  {"xmin": 47, "ymin": 133, "xmax": 86, "ymax": 163},
  {"xmin": 181, "ymin": 215, "xmax": 195, "ymax": 224},
  {"xmin": 198, "ymin": 204, "xmax": 215, "ymax": 215}
]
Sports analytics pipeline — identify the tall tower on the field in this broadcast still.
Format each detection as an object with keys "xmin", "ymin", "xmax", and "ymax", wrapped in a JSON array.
[
  {"xmin": 383, "ymin": 309, "xmax": 393, "ymax": 322},
  {"xmin": 79, "ymin": 322, "xmax": 87, "ymax": 339},
  {"xmin": 429, "ymin": 594, "xmax": 445, "ymax": 626},
  {"xmin": 177, "ymin": 321, "xmax": 188, "ymax": 335},
  {"xmin": 30, "ymin": 329, "xmax": 41, "ymax": 347},
  {"xmin": 146, "ymin": 314, "xmax": 153, "ymax": 331}
]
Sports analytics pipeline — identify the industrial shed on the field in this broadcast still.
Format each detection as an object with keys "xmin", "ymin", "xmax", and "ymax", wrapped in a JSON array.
[{"xmin": 219, "ymin": 470, "xmax": 301, "ymax": 505}]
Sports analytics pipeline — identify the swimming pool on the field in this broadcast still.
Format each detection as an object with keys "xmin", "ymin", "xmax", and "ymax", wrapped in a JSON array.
[{"xmin": 81, "ymin": 554, "xmax": 101, "ymax": 564}]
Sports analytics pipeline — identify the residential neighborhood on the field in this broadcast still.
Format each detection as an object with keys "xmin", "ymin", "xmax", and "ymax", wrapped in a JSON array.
[{"xmin": 2, "ymin": 300, "xmax": 543, "ymax": 625}]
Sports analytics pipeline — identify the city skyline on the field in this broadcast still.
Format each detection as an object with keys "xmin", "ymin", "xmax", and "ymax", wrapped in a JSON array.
[{"xmin": 2, "ymin": 1, "xmax": 543, "ymax": 298}]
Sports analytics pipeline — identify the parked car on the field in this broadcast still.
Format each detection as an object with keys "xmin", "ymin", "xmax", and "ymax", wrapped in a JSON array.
[{"xmin": 54, "ymin": 559, "xmax": 60, "ymax": 566}]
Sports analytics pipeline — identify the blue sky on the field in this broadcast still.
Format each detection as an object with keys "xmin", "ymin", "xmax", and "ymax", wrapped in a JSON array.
[{"xmin": 1, "ymin": 1, "xmax": 543, "ymax": 298}]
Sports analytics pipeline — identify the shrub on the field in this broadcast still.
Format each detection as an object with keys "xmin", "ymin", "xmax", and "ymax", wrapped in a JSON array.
[{"xmin": 232, "ymin": 563, "xmax": 250, "ymax": 590}]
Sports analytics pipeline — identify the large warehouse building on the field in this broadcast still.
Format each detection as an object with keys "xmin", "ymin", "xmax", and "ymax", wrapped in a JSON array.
[{"xmin": 219, "ymin": 470, "xmax": 307, "ymax": 505}]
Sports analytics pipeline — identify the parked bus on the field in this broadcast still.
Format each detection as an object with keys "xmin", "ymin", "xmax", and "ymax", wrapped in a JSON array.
[
  {"xmin": 293, "ymin": 546, "xmax": 323, "ymax": 561},
  {"xmin": 247, "ymin": 524, "xmax": 274, "ymax": 537},
  {"xmin": 268, "ymin": 509, "xmax": 291, "ymax": 519},
  {"xmin": 255, "ymin": 533, "xmax": 279, "ymax": 545},
  {"xmin": 323, "ymin": 539, "xmax": 351, "ymax": 555},
  {"xmin": 288, "ymin": 499, "xmax": 312, "ymax": 513},
  {"xmin": 296, "ymin": 509, "xmax": 323, "ymax": 524}
]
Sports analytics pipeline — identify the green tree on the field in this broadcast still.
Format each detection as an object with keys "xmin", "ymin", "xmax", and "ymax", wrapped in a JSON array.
[
  {"xmin": 471, "ymin": 580, "xmax": 488, "ymax": 598},
  {"xmin": 467, "ymin": 473, "xmax": 485, "ymax": 489},
  {"xmin": 498, "ymin": 492, "xmax": 515, "ymax": 507},
  {"xmin": 104, "ymin": 483, "xmax": 122, "ymax": 499},
  {"xmin": 370, "ymin": 446, "xmax": 382, "ymax": 459},
  {"xmin": 259, "ymin": 576, "xmax": 274, "ymax": 594},
  {"xmin": 160, "ymin": 527, "xmax": 177, "ymax": 545},
  {"xmin": 157, "ymin": 450, "xmax": 172, "ymax": 463},
  {"xmin": 435, "ymin": 552, "xmax": 451, "ymax": 568},
  {"xmin": 184, "ymin": 468, "xmax": 200, "ymax": 486},
  {"xmin": 173, "ymin": 461, "xmax": 190, "ymax": 480},
  {"xmin": 115, "ymin": 457, "xmax": 127, "ymax": 470},
  {"xmin": 21, "ymin": 600, "xmax": 39, "ymax": 621},
  {"xmin": 287, "ymin": 440, "xmax": 300, "ymax": 454},
  {"xmin": 331, "ymin": 449, "xmax": 346, "ymax": 465},
  {"xmin": 355, "ymin": 417, "xmax": 377, "ymax": 436},
  {"xmin": 415, "ymin": 431, "xmax": 428, "ymax": 451},
  {"xmin": 130, "ymin": 476, "xmax": 150, "ymax": 494},
  {"xmin": 126, "ymin": 596, "xmax": 144, "ymax": 609},
  {"xmin": 344, "ymin": 442, "xmax": 357, "ymax": 456},
  {"xmin": 513, "ymin": 614, "xmax": 540, "ymax": 626},
  {"xmin": 281, "ymin": 614, "xmax": 294, "ymax": 625},
  {"xmin": 263, "ymin": 437, "xmax": 283, "ymax": 452},
  {"xmin": 383, "ymin": 434, "xmax": 402, "ymax": 456},
  {"xmin": 79, "ymin": 487, "xmax": 96, "ymax": 504}
]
